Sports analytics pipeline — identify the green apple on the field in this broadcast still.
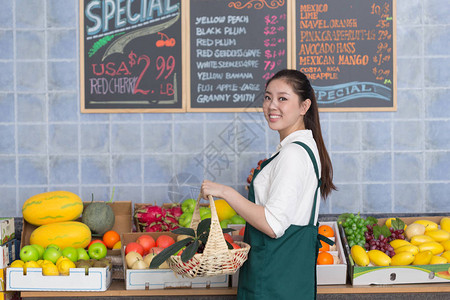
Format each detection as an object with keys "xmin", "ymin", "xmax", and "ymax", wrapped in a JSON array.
[
  {"xmin": 88, "ymin": 242, "xmax": 107, "ymax": 260},
  {"xmin": 199, "ymin": 207, "xmax": 211, "ymax": 218},
  {"xmin": 179, "ymin": 212, "xmax": 193, "ymax": 227},
  {"xmin": 43, "ymin": 247, "xmax": 62, "ymax": 264},
  {"xmin": 220, "ymin": 219, "xmax": 232, "ymax": 229},
  {"xmin": 30, "ymin": 244, "xmax": 45, "ymax": 259},
  {"xmin": 46, "ymin": 244, "xmax": 61, "ymax": 251},
  {"xmin": 200, "ymin": 211, "xmax": 211, "ymax": 220},
  {"xmin": 181, "ymin": 198, "xmax": 196, "ymax": 213},
  {"xmin": 20, "ymin": 245, "xmax": 40, "ymax": 262},
  {"xmin": 77, "ymin": 247, "xmax": 90, "ymax": 260},
  {"xmin": 62, "ymin": 247, "xmax": 79, "ymax": 262},
  {"xmin": 230, "ymin": 214, "xmax": 246, "ymax": 224}
]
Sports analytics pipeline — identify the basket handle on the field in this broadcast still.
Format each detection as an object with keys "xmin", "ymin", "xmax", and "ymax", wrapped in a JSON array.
[{"xmin": 191, "ymin": 194, "xmax": 229, "ymax": 255}]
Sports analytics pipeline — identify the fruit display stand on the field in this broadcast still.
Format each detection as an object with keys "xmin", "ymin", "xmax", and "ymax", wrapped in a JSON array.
[
  {"xmin": 6, "ymin": 201, "xmax": 133, "ymax": 291},
  {"xmin": 340, "ymin": 216, "xmax": 450, "ymax": 286},
  {"xmin": 121, "ymin": 232, "xmax": 229, "ymax": 290},
  {"xmin": 7, "ymin": 219, "xmax": 112, "ymax": 292}
]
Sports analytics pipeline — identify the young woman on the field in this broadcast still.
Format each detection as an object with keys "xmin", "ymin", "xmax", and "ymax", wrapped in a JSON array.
[{"xmin": 201, "ymin": 69, "xmax": 336, "ymax": 299}]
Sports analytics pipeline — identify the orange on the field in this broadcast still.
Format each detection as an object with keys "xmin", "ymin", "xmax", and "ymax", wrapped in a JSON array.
[
  {"xmin": 318, "ymin": 225, "xmax": 334, "ymax": 238},
  {"xmin": 102, "ymin": 230, "xmax": 120, "ymax": 249},
  {"xmin": 317, "ymin": 252, "xmax": 334, "ymax": 265},
  {"xmin": 319, "ymin": 240, "xmax": 330, "ymax": 252},
  {"xmin": 213, "ymin": 199, "xmax": 237, "ymax": 222}
]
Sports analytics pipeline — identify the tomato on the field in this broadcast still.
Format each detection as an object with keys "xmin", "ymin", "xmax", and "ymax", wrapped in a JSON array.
[
  {"xmin": 87, "ymin": 239, "xmax": 106, "ymax": 249},
  {"xmin": 223, "ymin": 233, "xmax": 234, "ymax": 244},
  {"xmin": 125, "ymin": 242, "xmax": 145, "ymax": 256},
  {"xmin": 156, "ymin": 235, "xmax": 175, "ymax": 248},
  {"xmin": 102, "ymin": 230, "xmax": 120, "ymax": 249},
  {"xmin": 136, "ymin": 235, "xmax": 156, "ymax": 255}
]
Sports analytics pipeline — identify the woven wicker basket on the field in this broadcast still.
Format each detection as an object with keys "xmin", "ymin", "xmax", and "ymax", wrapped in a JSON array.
[{"xmin": 167, "ymin": 195, "xmax": 250, "ymax": 278}]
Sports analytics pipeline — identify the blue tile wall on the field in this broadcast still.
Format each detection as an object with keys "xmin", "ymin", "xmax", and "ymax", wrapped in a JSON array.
[{"xmin": 0, "ymin": 0, "xmax": 449, "ymax": 217}]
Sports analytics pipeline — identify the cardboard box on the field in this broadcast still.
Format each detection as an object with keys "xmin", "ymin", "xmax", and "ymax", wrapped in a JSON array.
[
  {"xmin": 122, "ymin": 232, "xmax": 229, "ymax": 290},
  {"xmin": 0, "ymin": 219, "xmax": 14, "ymax": 245},
  {"xmin": 231, "ymin": 222, "xmax": 348, "ymax": 286},
  {"xmin": 342, "ymin": 216, "xmax": 450, "ymax": 285},
  {"xmin": 316, "ymin": 221, "xmax": 348, "ymax": 285},
  {"xmin": 0, "ymin": 240, "xmax": 19, "ymax": 269},
  {"xmin": 6, "ymin": 266, "xmax": 111, "ymax": 292},
  {"xmin": 134, "ymin": 203, "xmax": 210, "ymax": 232}
]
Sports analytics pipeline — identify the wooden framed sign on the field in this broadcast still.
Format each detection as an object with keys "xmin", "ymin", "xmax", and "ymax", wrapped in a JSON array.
[
  {"xmin": 186, "ymin": 0, "xmax": 291, "ymax": 112},
  {"xmin": 294, "ymin": 0, "xmax": 397, "ymax": 111},
  {"xmin": 79, "ymin": 0, "xmax": 185, "ymax": 113}
]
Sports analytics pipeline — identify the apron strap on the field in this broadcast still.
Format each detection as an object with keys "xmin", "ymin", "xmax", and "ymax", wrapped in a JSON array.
[{"xmin": 292, "ymin": 142, "xmax": 321, "ymax": 227}]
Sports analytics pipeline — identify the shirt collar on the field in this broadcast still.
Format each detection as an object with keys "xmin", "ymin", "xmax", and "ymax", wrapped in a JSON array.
[{"xmin": 274, "ymin": 130, "xmax": 313, "ymax": 153}]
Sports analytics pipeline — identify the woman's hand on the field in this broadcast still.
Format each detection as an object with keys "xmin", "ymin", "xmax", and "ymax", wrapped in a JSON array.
[{"xmin": 201, "ymin": 180, "xmax": 228, "ymax": 200}]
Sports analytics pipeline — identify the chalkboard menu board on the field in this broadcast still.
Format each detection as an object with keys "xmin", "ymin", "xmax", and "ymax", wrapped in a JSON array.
[
  {"xmin": 295, "ymin": 0, "xmax": 396, "ymax": 111},
  {"xmin": 80, "ymin": 0, "xmax": 184, "ymax": 112},
  {"xmin": 187, "ymin": 0, "xmax": 290, "ymax": 112}
]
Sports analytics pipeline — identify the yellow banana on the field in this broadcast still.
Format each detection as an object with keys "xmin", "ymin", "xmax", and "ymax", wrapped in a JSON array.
[
  {"xmin": 351, "ymin": 245, "xmax": 370, "ymax": 267},
  {"xmin": 390, "ymin": 239, "xmax": 411, "ymax": 249},
  {"xmin": 418, "ymin": 242, "xmax": 444, "ymax": 255},
  {"xmin": 425, "ymin": 229, "xmax": 450, "ymax": 242},
  {"xmin": 368, "ymin": 250, "xmax": 391, "ymax": 266},
  {"xmin": 410, "ymin": 235, "xmax": 434, "ymax": 246},
  {"xmin": 413, "ymin": 250, "xmax": 433, "ymax": 265},
  {"xmin": 395, "ymin": 244, "xmax": 419, "ymax": 255},
  {"xmin": 413, "ymin": 220, "xmax": 438, "ymax": 232},
  {"xmin": 391, "ymin": 252, "xmax": 415, "ymax": 266},
  {"xmin": 429, "ymin": 255, "xmax": 447, "ymax": 265},
  {"xmin": 440, "ymin": 217, "xmax": 450, "ymax": 233}
]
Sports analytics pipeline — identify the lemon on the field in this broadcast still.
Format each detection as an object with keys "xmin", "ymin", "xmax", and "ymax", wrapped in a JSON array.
[
  {"xmin": 23, "ymin": 261, "xmax": 41, "ymax": 275},
  {"xmin": 42, "ymin": 262, "xmax": 59, "ymax": 276},
  {"xmin": 385, "ymin": 218, "xmax": 395, "ymax": 228},
  {"xmin": 56, "ymin": 256, "xmax": 70, "ymax": 267},
  {"xmin": 213, "ymin": 199, "xmax": 236, "ymax": 222},
  {"xmin": 112, "ymin": 241, "xmax": 122, "ymax": 250},
  {"xmin": 57, "ymin": 259, "xmax": 76, "ymax": 276},
  {"xmin": 10, "ymin": 260, "xmax": 25, "ymax": 268}
]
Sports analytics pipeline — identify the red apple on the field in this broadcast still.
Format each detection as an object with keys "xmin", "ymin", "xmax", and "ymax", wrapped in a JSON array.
[
  {"xmin": 125, "ymin": 242, "xmax": 145, "ymax": 256},
  {"xmin": 136, "ymin": 235, "xmax": 156, "ymax": 255}
]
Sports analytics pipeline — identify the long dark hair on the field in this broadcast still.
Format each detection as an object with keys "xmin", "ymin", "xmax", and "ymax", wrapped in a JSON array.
[{"xmin": 266, "ymin": 69, "xmax": 336, "ymax": 199}]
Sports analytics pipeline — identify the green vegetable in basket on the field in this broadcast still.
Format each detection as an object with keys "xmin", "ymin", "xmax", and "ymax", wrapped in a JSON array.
[{"xmin": 149, "ymin": 218, "xmax": 235, "ymax": 269}]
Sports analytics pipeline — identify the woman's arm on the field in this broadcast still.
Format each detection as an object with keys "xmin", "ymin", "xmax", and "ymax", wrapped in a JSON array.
[{"xmin": 201, "ymin": 180, "xmax": 276, "ymax": 238}]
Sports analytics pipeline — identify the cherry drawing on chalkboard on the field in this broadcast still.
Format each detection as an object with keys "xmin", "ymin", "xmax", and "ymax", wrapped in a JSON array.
[{"xmin": 156, "ymin": 32, "xmax": 176, "ymax": 48}]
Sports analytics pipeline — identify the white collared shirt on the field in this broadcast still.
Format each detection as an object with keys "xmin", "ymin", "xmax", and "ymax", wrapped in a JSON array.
[{"xmin": 253, "ymin": 130, "xmax": 321, "ymax": 238}]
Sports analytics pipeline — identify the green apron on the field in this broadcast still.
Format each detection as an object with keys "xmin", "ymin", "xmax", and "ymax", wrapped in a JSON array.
[{"xmin": 237, "ymin": 141, "xmax": 332, "ymax": 300}]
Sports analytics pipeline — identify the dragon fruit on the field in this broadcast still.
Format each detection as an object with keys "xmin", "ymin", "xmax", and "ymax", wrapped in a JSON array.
[
  {"xmin": 135, "ymin": 204, "xmax": 166, "ymax": 231},
  {"xmin": 135, "ymin": 204, "xmax": 184, "ymax": 232},
  {"xmin": 166, "ymin": 205, "xmax": 183, "ymax": 219},
  {"xmin": 164, "ymin": 216, "xmax": 180, "ymax": 231},
  {"xmin": 144, "ymin": 222, "xmax": 167, "ymax": 232}
]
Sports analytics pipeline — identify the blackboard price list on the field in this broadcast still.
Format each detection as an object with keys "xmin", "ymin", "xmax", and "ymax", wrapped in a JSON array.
[
  {"xmin": 190, "ymin": 0, "xmax": 288, "ymax": 110},
  {"xmin": 296, "ymin": 0, "xmax": 394, "ymax": 109},
  {"xmin": 263, "ymin": 13, "xmax": 287, "ymax": 81}
]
